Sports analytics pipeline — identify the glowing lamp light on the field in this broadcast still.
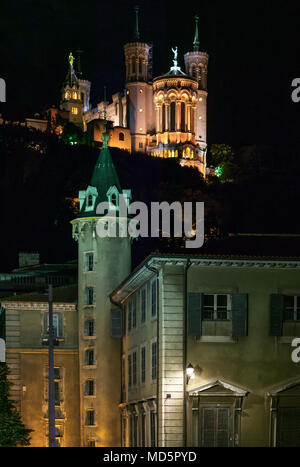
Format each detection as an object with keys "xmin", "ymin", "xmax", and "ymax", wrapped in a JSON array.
[
  {"xmin": 139, "ymin": 108, "xmax": 143, "ymax": 112},
  {"xmin": 199, "ymin": 116, "xmax": 202, "ymax": 120},
  {"xmin": 186, "ymin": 363, "xmax": 195, "ymax": 384},
  {"xmin": 199, "ymin": 97, "xmax": 203, "ymax": 102}
]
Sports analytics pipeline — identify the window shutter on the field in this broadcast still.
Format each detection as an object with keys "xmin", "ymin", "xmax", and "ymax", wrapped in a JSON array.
[
  {"xmin": 270, "ymin": 294, "xmax": 284, "ymax": 336},
  {"xmin": 43, "ymin": 312, "xmax": 49, "ymax": 335},
  {"xmin": 202, "ymin": 408, "xmax": 215, "ymax": 447},
  {"xmin": 111, "ymin": 309, "xmax": 123, "ymax": 338},
  {"xmin": 187, "ymin": 293, "xmax": 203, "ymax": 337},
  {"xmin": 57, "ymin": 313, "xmax": 63, "ymax": 337},
  {"xmin": 232, "ymin": 294, "xmax": 248, "ymax": 337},
  {"xmin": 0, "ymin": 306, "xmax": 5, "ymax": 340}
]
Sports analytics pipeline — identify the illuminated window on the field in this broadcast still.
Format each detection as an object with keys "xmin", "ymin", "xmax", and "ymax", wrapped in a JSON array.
[
  {"xmin": 72, "ymin": 107, "xmax": 78, "ymax": 115},
  {"xmin": 191, "ymin": 150, "xmax": 194, "ymax": 159},
  {"xmin": 175, "ymin": 150, "xmax": 178, "ymax": 157},
  {"xmin": 72, "ymin": 91, "xmax": 77, "ymax": 99},
  {"xmin": 186, "ymin": 147, "xmax": 191, "ymax": 159},
  {"xmin": 65, "ymin": 91, "xmax": 70, "ymax": 99}
]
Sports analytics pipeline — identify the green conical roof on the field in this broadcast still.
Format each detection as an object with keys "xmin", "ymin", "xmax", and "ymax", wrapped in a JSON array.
[
  {"xmin": 90, "ymin": 145, "xmax": 122, "ymax": 201},
  {"xmin": 79, "ymin": 134, "xmax": 122, "ymax": 217}
]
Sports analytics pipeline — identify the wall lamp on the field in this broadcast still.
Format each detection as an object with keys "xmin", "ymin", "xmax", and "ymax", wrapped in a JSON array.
[{"xmin": 186, "ymin": 363, "xmax": 195, "ymax": 384}]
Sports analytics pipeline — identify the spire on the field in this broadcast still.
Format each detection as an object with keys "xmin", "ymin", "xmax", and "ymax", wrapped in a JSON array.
[
  {"xmin": 134, "ymin": 6, "xmax": 140, "ymax": 41},
  {"xmin": 193, "ymin": 15, "xmax": 199, "ymax": 51},
  {"xmin": 64, "ymin": 51, "xmax": 79, "ymax": 88}
]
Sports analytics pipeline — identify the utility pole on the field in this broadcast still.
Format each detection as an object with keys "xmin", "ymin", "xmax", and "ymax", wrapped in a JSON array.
[{"xmin": 48, "ymin": 284, "xmax": 55, "ymax": 447}]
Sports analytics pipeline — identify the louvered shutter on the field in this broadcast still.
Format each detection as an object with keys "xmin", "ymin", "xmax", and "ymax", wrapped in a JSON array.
[
  {"xmin": 270, "ymin": 294, "xmax": 284, "ymax": 336},
  {"xmin": 187, "ymin": 293, "xmax": 203, "ymax": 337},
  {"xmin": 217, "ymin": 408, "xmax": 230, "ymax": 447},
  {"xmin": 0, "ymin": 306, "xmax": 5, "ymax": 340},
  {"xmin": 202, "ymin": 408, "xmax": 215, "ymax": 447},
  {"xmin": 111, "ymin": 309, "xmax": 123, "ymax": 338},
  {"xmin": 232, "ymin": 294, "xmax": 248, "ymax": 337}
]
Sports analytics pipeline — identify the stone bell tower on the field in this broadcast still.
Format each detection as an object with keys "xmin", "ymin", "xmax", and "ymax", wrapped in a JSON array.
[
  {"xmin": 184, "ymin": 15, "xmax": 209, "ymax": 151},
  {"xmin": 124, "ymin": 6, "xmax": 154, "ymax": 153},
  {"xmin": 71, "ymin": 116, "xmax": 132, "ymax": 447}
]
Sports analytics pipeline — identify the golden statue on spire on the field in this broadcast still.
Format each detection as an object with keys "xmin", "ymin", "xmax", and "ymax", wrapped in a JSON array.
[{"xmin": 68, "ymin": 52, "xmax": 74, "ymax": 67}]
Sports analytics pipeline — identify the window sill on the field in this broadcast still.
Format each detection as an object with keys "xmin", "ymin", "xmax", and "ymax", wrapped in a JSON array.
[
  {"xmin": 278, "ymin": 336, "xmax": 298, "ymax": 344},
  {"xmin": 196, "ymin": 336, "xmax": 237, "ymax": 343},
  {"xmin": 84, "ymin": 424, "xmax": 98, "ymax": 428},
  {"xmin": 84, "ymin": 395, "xmax": 96, "ymax": 399},
  {"xmin": 83, "ymin": 305, "xmax": 95, "ymax": 309},
  {"xmin": 83, "ymin": 365, "xmax": 97, "ymax": 370},
  {"xmin": 83, "ymin": 336, "xmax": 96, "ymax": 340}
]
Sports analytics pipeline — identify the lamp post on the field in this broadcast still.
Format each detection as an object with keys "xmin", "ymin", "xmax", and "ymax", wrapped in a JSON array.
[{"xmin": 48, "ymin": 284, "xmax": 56, "ymax": 447}]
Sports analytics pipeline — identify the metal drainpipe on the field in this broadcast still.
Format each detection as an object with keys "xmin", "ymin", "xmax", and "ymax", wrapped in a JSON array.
[
  {"xmin": 110, "ymin": 296, "xmax": 124, "ymax": 447},
  {"xmin": 183, "ymin": 258, "xmax": 191, "ymax": 446},
  {"xmin": 145, "ymin": 264, "xmax": 160, "ymax": 447}
]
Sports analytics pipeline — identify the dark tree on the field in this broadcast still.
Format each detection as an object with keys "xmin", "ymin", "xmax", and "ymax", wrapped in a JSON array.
[{"xmin": 0, "ymin": 364, "xmax": 32, "ymax": 447}]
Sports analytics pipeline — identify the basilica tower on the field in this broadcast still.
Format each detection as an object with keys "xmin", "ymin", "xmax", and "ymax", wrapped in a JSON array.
[
  {"xmin": 124, "ymin": 6, "xmax": 155, "ymax": 152},
  {"xmin": 60, "ymin": 52, "xmax": 91, "ymax": 128},
  {"xmin": 71, "ymin": 119, "xmax": 132, "ymax": 446},
  {"xmin": 184, "ymin": 15, "xmax": 208, "ymax": 153}
]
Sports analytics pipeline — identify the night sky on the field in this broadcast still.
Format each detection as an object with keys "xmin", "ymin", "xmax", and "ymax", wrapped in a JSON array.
[{"xmin": 1, "ymin": 0, "xmax": 300, "ymax": 148}]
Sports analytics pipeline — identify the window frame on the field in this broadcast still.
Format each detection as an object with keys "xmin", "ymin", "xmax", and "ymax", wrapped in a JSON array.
[{"xmin": 202, "ymin": 294, "xmax": 232, "ymax": 322}]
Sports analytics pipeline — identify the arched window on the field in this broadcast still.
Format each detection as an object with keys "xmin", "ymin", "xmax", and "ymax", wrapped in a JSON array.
[
  {"xmin": 162, "ymin": 104, "xmax": 165, "ymax": 132},
  {"xmin": 119, "ymin": 132, "xmax": 124, "ymax": 141},
  {"xmin": 72, "ymin": 91, "xmax": 77, "ymax": 99},
  {"xmin": 181, "ymin": 102, "xmax": 185, "ymax": 131},
  {"xmin": 131, "ymin": 56, "xmax": 136, "ymax": 74},
  {"xmin": 65, "ymin": 91, "xmax": 70, "ymax": 99},
  {"xmin": 138, "ymin": 57, "xmax": 143, "ymax": 75},
  {"xmin": 88, "ymin": 195, "xmax": 93, "ymax": 207},
  {"xmin": 191, "ymin": 65, "xmax": 197, "ymax": 79},
  {"xmin": 111, "ymin": 193, "xmax": 118, "ymax": 206},
  {"xmin": 170, "ymin": 101, "xmax": 176, "ymax": 131}
]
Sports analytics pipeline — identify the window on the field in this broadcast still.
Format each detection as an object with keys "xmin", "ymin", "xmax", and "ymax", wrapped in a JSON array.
[
  {"xmin": 44, "ymin": 312, "xmax": 63, "ymax": 338},
  {"xmin": 181, "ymin": 102, "xmax": 185, "ymax": 131},
  {"xmin": 132, "ymin": 351, "xmax": 137, "ymax": 386},
  {"xmin": 85, "ymin": 349, "xmax": 94, "ymax": 366},
  {"xmin": 170, "ymin": 101, "xmax": 176, "ymax": 131},
  {"xmin": 162, "ymin": 103, "xmax": 165, "ymax": 132},
  {"xmin": 141, "ymin": 413, "xmax": 146, "ymax": 447},
  {"xmin": 87, "ymin": 440, "xmax": 95, "ymax": 447},
  {"xmin": 85, "ymin": 379, "xmax": 95, "ymax": 396},
  {"xmin": 151, "ymin": 341, "xmax": 157, "ymax": 380},
  {"xmin": 85, "ymin": 287, "xmax": 94, "ymax": 305},
  {"xmin": 139, "ymin": 142, "xmax": 143, "ymax": 149},
  {"xmin": 111, "ymin": 193, "xmax": 117, "ymax": 206},
  {"xmin": 132, "ymin": 296, "xmax": 137, "ymax": 329},
  {"xmin": 130, "ymin": 414, "xmax": 138, "ymax": 447},
  {"xmin": 141, "ymin": 346, "xmax": 146, "ymax": 383},
  {"xmin": 203, "ymin": 294, "xmax": 230, "ymax": 321},
  {"xmin": 86, "ymin": 410, "xmax": 95, "ymax": 426},
  {"xmin": 84, "ymin": 319, "xmax": 95, "ymax": 337},
  {"xmin": 284, "ymin": 296, "xmax": 300, "ymax": 321},
  {"xmin": 150, "ymin": 411, "xmax": 156, "ymax": 447},
  {"xmin": 119, "ymin": 132, "xmax": 124, "ymax": 141},
  {"xmin": 201, "ymin": 407, "xmax": 231, "ymax": 447},
  {"xmin": 72, "ymin": 91, "xmax": 77, "ymax": 99},
  {"xmin": 54, "ymin": 381, "xmax": 60, "ymax": 406},
  {"xmin": 127, "ymin": 301, "xmax": 132, "ymax": 333},
  {"xmin": 85, "ymin": 252, "xmax": 94, "ymax": 271},
  {"xmin": 65, "ymin": 91, "xmax": 70, "ymax": 99},
  {"xmin": 87, "ymin": 195, "xmax": 93, "ymax": 207},
  {"xmin": 138, "ymin": 57, "xmax": 143, "ymax": 74},
  {"xmin": 71, "ymin": 107, "xmax": 78, "ymax": 115},
  {"xmin": 141, "ymin": 288, "xmax": 146, "ymax": 324},
  {"xmin": 151, "ymin": 280, "xmax": 157, "ymax": 318},
  {"xmin": 128, "ymin": 354, "xmax": 132, "ymax": 388},
  {"xmin": 131, "ymin": 56, "xmax": 136, "ymax": 74},
  {"xmin": 54, "ymin": 367, "xmax": 61, "ymax": 379}
]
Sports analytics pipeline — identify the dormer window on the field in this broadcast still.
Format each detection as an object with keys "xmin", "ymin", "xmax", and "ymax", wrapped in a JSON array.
[
  {"xmin": 72, "ymin": 91, "xmax": 77, "ymax": 99},
  {"xmin": 111, "ymin": 193, "xmax": 117, "ymax": 206},
  {"xmin": 88, "ymin": 195, "xmax": 93, "ymax": 207},
  {"xmin": 65, "ymin": 91, "xmax": 71, "ymax": 99}
]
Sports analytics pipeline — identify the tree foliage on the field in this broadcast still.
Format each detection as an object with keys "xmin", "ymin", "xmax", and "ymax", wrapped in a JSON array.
[{"xmin": 0, "ymin": 364, "xmax": 32, "ymax": 446}]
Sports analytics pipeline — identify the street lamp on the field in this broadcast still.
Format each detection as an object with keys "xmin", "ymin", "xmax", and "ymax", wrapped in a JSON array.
[{"xmin": 186, "ymin": 363, "xmax": 195, "ymax": 384}]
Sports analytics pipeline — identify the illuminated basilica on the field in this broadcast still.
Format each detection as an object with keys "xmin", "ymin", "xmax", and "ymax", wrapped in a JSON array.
[{"xmin": 60, "ymin": 10, "xmax": 208, "ymax": 177}]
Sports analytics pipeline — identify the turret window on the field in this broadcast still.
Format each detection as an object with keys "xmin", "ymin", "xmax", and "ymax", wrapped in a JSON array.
[
  {"xmin": 119, "ymin": 132, "xmax": 125, "ymax": 141},
  {"xmin": 131, "ymin": 56, "xmax": 136, "ymax": 74},
  {"xmin": 72, "ymin": 91, "xmax": 77, "ymax": 99},
  {"xmin": 87, "ymin": 195, "xmax": 93, "ymax": 207}
]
